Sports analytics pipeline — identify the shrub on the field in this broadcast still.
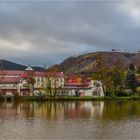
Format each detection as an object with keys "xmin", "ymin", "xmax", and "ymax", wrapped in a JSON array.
[
  {"xmin": 116, "ymin": 91, "xmax": 130, "ymax": 97},
  {"xmin": 105, "ymin": 91, "xmax": 112, "ymax": 97},
  {"xmin": 136, "ymin": 87, "xmax": 140, "ymax": 95}
]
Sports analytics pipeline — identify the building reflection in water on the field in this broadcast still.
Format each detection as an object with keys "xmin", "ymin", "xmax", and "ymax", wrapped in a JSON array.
[
  {"xmin": 0, "ymin": 101, "xmax": 105, "ymax": 121},
  {"xmin": 63, "ymin": 101, "xmax": 104, "ymax": 119},
  {"xmin": 2, "ymin": 101, "xmax": 140, "ymax": 121},
  {"xmin": 1, "ymin": 101, "xmax": 140, "ymax": 139}
]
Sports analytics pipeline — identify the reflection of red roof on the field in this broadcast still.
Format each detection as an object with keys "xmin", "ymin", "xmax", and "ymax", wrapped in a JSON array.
[{"xmin": 0, "ymin": 77, "xmax": 19, "ymax": 84}]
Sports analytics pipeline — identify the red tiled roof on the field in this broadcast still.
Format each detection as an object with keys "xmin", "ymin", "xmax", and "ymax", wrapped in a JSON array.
[
  {"xmin": 65, "ymin": 82, "xmax": 89, "ymax": 87},
  {"xmin": 55, "ymin": 72, "xmax": 65, "ymax": 77},
  {"xmin": 18, "ymin": 72, "xmax": 28, "ymax": 80},
  {"xmin": 2, "ymin": 70, "xmax": 24, "ymax": 76},
  {"xmin": 35, "ymin": 72, "xmax": 46, "ymax": 76},
  {"xmin": 0, "ymin": 70, "xmax": 64, "ymax": 77},
  {"xmin": 35, "ymin": 71, "xmax": 64, "ymax": 77},
  {"xmin": 0, "ymin": 77, "xmax": 19, "ymax": 84},
  {"xmin": 65, "ymin": 74, "xmax": 90, "ymax": 87}
]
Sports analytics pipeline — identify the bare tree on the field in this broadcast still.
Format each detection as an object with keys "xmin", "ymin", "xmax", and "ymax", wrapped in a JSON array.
[
  {"xmin": 25, "ymin": 70, "xmax": 36, "ymax": 96},
  {"xmin": 44, "ymin": 68, "xmax": 60, "ymax": 97}
]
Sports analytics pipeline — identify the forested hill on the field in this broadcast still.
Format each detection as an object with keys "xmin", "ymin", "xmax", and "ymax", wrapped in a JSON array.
[
  {"xmin": 2, "ymin": 52, "xmax": 140, "ymax": 73},
  {"xmin": 0, "ymin": 59, "xmax": 45, "ymax": 71},
  {"xmin": 51, "ymin": 52, "xmax": 140, "ymax": 74}
]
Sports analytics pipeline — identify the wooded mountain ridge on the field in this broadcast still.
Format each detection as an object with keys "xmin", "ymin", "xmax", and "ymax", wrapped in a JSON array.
[
  {"xmin": 50, "ymin": 52, "xmax": 140, "ymax": 74},
  {"xmin": 1, "ymin": 52, "xmax": 140, "ymax": 74}
]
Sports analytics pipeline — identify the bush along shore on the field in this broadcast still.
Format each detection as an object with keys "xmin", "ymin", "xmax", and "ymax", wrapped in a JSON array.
[
  {"xmin": 1, "ymin": 94, "xmax": 140, "ymax": 102},
  {"xmin": 0, "ymin": 62, "xmax": 140, "ymax": 102}
]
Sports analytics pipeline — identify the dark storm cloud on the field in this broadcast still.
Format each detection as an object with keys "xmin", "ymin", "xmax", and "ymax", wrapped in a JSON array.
[{"xmin": 0, "ymin": 1, "xmax": 140, "ymax": 66}]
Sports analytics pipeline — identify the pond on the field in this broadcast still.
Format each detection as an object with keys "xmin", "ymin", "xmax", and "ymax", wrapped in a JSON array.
[{"xmin": 0, "ymin": 100, "xmax": 140, "ymax": 139}]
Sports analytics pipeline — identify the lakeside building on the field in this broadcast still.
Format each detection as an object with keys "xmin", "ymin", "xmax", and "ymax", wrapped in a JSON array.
[
  {"xmin": 58, "ymin": 75, "xmax": 104, "ymax": 97},
  {"xmin": 0, "ymin": 66, "xmax": 104, "ymax": 97}
]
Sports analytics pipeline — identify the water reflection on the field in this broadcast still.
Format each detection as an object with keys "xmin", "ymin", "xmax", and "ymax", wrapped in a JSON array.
[
  {"xmin": 103, "ymin": 101, "xmax": 140, "ymax": 120},
  {"xmin": 0, "ymin": 101, "xmax": 105, "ymax": 121},
  {"xmin": 1, "ymin": 101, "xmax": 140, "ymax": 121},
  {"xmin": 1, "ymin": 101, "xmax": 140, "ymax": 139}
]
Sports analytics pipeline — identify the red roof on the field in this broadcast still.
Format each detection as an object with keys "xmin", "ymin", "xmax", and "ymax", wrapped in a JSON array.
[
  {"xmin": 0, "ymin": 70, "xmax": 64, "ymax": 77},
  {"xmin": 35, "ymin": 72, "xmax": 46, "ymax": 77},
  {"xmin": 0, "ymin": 77, "xmax": 19, "ymax": 84},
  {"xmin": 65, "ymin": 74, "xmax": 90, "ymax": 87},
  {"xmin": 35, "ymin": 71, "xmax": 64, "ymax": 77},
  {"xmin": 0, "ymin": 70, "xmax": 65, "ymax": 84},
  {"xmin": 65, "ymin": 82, "xmax": 89, "ymax": 87},
  {"xmin": 2, "ymin": 70, "xmax": 24, "ymax": 76},
  {"xmin": 18, "ymin": 72, "xmax": 28, "ymax": 80}
]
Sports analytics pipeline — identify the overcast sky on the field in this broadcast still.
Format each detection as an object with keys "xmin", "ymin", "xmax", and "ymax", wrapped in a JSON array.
[{"xmin": 0, "ymin": 0, "xmax": 140, "ymax": 66}]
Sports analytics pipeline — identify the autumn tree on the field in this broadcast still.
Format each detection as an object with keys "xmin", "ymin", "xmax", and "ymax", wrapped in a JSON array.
[
  {"xmin": 136, "ymin": 64, "xmax": 140, "ymax": 74},
  {"xmin": 44, "ymin": 67, "xmax": 60, "ymax": 97},
  {"xmin": 91, "ymin": 53, "xmax": 111, "ymax": 93},
  {"xmin": 25, "ymin": 68, "xmax": 36, "ymax": 96},
  {"xmin": 92, "ymin": 53, "xmax": 125, "ymax": 96},
  {"xmin": 109, "ymin": 66, "xmax": 125, "ymax": 95}
]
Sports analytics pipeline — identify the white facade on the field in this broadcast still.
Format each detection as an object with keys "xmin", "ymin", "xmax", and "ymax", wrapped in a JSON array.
[
  {"xmin": 56, "ymin": 80, "xmax": 104, "ymax": 97},
  {"xmin": 0, "ymin": 67, "xmax": 104, "ymax": 97}
]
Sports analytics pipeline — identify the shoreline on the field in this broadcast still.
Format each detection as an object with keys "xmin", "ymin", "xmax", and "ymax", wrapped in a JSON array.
[{"xmin": 1, "ymin": 96, "xmax": 140, "ymax": 101}]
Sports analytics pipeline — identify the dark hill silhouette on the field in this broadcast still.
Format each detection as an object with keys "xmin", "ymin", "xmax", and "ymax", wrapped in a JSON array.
[{"xmin": 0, "ymin": 59, "xmax": 45, "ymax": 71}]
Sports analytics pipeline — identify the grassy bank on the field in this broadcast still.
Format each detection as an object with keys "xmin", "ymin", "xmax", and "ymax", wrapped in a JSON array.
[
  {"xmin": 18, "ymin": 96, "xmax": 105, "ymax": 101},
  {"xmin": 1, "ymin": 96, "xmax": 140, "ymax": 102}
]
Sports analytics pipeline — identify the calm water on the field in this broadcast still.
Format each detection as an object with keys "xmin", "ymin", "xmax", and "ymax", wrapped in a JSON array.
[{"xmin": 0, "ymin": 101, "xmax": 140, "ymax": 139}]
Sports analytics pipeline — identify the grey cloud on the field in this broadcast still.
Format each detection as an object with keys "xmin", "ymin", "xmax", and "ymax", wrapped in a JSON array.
[{"xmin": 0, "ymin": 1, "xmax": 140, "ymax": 66}]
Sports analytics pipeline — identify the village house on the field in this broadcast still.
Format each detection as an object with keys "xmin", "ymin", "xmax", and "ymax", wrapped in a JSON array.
[
  {"xmin": 0, "ymin": 66, "xmax": 104, "ymax": 97},
  {"xmin": 59, "ymin": 75, "xmax": 104, "ymax": 97}
]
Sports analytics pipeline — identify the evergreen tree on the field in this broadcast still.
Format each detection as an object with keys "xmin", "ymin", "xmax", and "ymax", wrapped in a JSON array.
[{"xmin": 125, "ymin": 64, "xmax": 137, "ymax": 93}]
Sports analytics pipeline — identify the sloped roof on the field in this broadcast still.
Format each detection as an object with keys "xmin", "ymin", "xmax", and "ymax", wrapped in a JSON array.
[
  {"xmin": 1, "ymin": 70, "xmax": 24, "ymax": 76},
  {"xmin": 0, "ymin": 77, "xmax": 19, "ymax": 84},
  {"xmin": 35, "ymin": 71, "xmax": 46, "ymax": 76},
  {"xmin": 65, "ymin": 74, "xmax": 90, "ymax": 87},
  {"xmin": 0, "ymin": 70, "xmax": 65, "ymax": 84},
  {"xmin": 35, "ymin": 71, "xmax": 64, "ymax": 77},
  {"xmin": 65, "ymin": 82, "xmax": 89, "ymax": 87}
]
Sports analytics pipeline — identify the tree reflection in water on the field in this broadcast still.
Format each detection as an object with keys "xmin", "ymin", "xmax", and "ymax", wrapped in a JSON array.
[
  {"xmin": 1, "ymin": 101, "xmax": 140, "ymax": 139},
  {"xmin": 1, "ymin": 101, "xmax": 140, "ymax": 121}
]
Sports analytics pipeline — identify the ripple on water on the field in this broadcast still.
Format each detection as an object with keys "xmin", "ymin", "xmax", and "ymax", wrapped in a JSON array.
[{"xmin": 0, "ymin": 101, "xmax": 140, "ymax": 139}]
